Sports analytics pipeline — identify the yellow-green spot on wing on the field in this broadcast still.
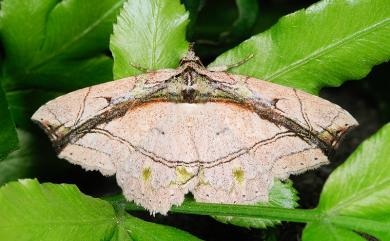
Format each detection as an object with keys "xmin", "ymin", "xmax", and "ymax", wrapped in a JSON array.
[
  {"xmin": 142, "ymin": 167, "xmax": 152, "ymax": 182},
  {"xmin": 175, "ymin": 167, "xmax": 193, "ymax": 184},
  {"xmin": 57, "ymin": 126, "xmax": 71, "ymax": 137},
  {"xmin": 233, "ymin": 168, "xmax": 245, "ymax": 184}
]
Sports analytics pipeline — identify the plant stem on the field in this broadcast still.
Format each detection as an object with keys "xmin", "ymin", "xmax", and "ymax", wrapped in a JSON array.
[
  {"xmin": 105, "ymin": 195, "xmax": 321, "ymax": 223},
  {"xmin": 106, "ymin": 195, "xmax": 388, "ymax": 234}
]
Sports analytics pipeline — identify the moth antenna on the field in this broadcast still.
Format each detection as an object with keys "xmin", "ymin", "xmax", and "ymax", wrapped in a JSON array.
[{"xmin": 207, "ymin": 53, "xmax": 255, "ymax": 72}]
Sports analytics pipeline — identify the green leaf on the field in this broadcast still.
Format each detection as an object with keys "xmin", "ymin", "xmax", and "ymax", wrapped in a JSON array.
[
  {"xmin": 303, "ymin": 223, "xmax": 366, "ymax": 241},
  {"xmin": 110, "ymin": 0, "xmax": 189, "ymax": 79},
  {"xmin": 122, "ymin": 214, "xmax": 202, "ymax": 241},
  {"xmin": 0, "ymin": 179, "xmax": 202, "ymax": 241},
  {"xmin": 181, "ymin": 0, "xmax": 205, "ymax": 39},
  {"xmin": 0, "ymin": 0, "xmax": 123, "ymax": 91},
  {"xmin": 192, "ymin": 1, "xmax": 236, "ymax": 41},
  {"xmin": 0, "ymin": 129, "xmax": 37, "ymax": 185},
  {"xmin": 0, "ymin": 0, "xmax": 124, "ymax": 133},
  {"xmin": 0, "ymin": 84, "xmax": 18, "ymax": 161},
  {"xmin": 220, "ymin": 0, "xmax": 259, "ymax": 42},
  {"xmin": 6, "ymin": 89, "xmax": 62, "ymax": 128},
  {"xmin": 0, "ymin": 179, "xmax": 116, "ymax": 241},
  {"xmin": 303, "ymin": 123, "xmax": 390, "ymax": 241},
  {"xmin": 0, "ymin": 129, "xmax": 61, "ymax": 186},
  {"xmin": 213, "ymin": 180, "xmax": 298, "ymax": 228},
  {"xmin": 210, "ymin": 0, "xmax": 390, "ymax": 94}
]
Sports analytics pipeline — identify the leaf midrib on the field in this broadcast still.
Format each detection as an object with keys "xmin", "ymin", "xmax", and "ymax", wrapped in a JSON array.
[
  {"xmin": 27, "ymin": 1, "xmax": 124, "ymax": 72},
  {"xmin": 265, "ymin": 17, "xmax": 390, "ymax": 81},
  {"xmin": 150, "ymin": 0, "xmax": 161, "ymax": 69}
]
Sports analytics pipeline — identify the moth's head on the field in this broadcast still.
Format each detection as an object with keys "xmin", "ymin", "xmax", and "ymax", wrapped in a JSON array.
[{"xmin": 180, "ymin": 43, "xmax": 203, "ymax": 67}]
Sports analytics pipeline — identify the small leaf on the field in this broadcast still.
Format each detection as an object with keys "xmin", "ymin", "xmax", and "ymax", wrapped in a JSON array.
[
  {"xmin": 213, "ymin": 180, "xmax": 298, "ymax": 228},
  {"xmin": 0, "ymin": 179, "xmax": 202, "ymax": 241},
  {"xmin": 303, "ymin": 123, "xmax": 390, "ymax": 241},
  {"xmin": 0, "ymin": 84, "xmax": 18, "ymax": 161},
  {"xmin": 110, "ymin": 0, "xmax": 189, "ymax": 78},
  {"xmin": 210, "ymin": 0, "xmax": 390, "ymax": 94}
]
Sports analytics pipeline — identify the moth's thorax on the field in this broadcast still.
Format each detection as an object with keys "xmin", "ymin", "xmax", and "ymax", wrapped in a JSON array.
[
  {"xmin": 179, "ymin": 48, "xmax": 203, "ymax": 67},
  {"xmin": 166, "ymin": 67, "xmax": 212, "ymax": 103}
]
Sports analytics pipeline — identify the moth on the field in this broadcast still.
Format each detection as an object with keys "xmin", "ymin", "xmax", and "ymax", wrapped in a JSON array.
[{"xmin": 32, "ymin": 48, "xmax": 358, "ymax": 214}]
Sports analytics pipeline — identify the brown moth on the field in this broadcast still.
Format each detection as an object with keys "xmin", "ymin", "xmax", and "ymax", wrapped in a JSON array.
[{"xmin": 32, "ymin": 48, "xmax": 358, "ymax": 215}]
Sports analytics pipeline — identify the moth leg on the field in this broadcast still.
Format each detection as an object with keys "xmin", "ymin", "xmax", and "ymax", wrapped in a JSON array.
[{"xmin": 207, "ymin": 53, "xmax": 254, "ymax": 72}]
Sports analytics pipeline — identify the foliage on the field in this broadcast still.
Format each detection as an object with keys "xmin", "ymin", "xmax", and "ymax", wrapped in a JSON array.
[
  {"xmin": 303, "ymin": 123, "xmax": 390, "ymax": 241},
  {"xmin": 0, "ymin": 0, "xmax": 125, "ymax": 162},
  {"xmin": 209, "ymin": 0, "xmax": 390, "ymax": 94},
  {"xmin": 110, "ymin": 0, "xmax": 189, "ymax": 78},
  {"xmin": 0, "ymin": 86, "xmax": 18, "ymax": 160},
  {"xmin": 0, "ymin": 129, "xmax": 62, "ymax": 186},
  {"xmin": 0, "ymin": 0, "xmax": 389, "ymax": 240},
  {"xmin": 0, "ymin": 179, "xmax": 201, "ymax": 241}
]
